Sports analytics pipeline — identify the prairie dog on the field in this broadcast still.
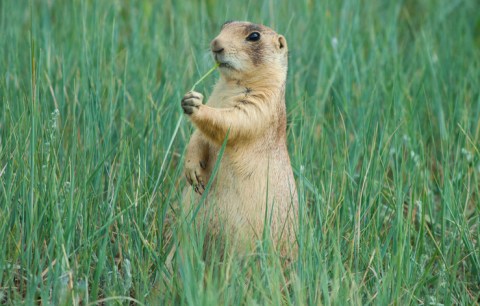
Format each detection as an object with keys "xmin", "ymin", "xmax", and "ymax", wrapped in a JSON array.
[{"xmin": 181, "ymin": 21, "xmax": 297, "ymax": 253}]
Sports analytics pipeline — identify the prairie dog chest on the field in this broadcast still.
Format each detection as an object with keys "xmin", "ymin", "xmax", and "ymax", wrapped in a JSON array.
[{"xmin": 206, "ymin": 84, "xmax": 249, "ymax": 108}]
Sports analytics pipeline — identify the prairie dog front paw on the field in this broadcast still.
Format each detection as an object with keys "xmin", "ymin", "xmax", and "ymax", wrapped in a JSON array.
[
  {"xmin": 181, "ymin": 91, "xmax": 204, "ymax": 115},
  {"xmin": 184, "ymin": 159, "xmax": 208, "ymax": 194}
]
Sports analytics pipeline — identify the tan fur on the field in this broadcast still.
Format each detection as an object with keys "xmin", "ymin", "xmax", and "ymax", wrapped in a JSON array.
[{"xmin": 181, "ymin": 22, "xmax": 297, "ymax": 254}]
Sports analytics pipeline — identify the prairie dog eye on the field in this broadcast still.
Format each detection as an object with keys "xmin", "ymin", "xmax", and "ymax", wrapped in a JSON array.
[{"xmin": 246, "ymin": 32, "xmax": 261, "ymax": 42}]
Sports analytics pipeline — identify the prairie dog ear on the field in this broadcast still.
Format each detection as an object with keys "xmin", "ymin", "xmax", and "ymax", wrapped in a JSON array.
[{"xmin": 276, "ymin": 35, "xmax": 288, "ymax": 52}]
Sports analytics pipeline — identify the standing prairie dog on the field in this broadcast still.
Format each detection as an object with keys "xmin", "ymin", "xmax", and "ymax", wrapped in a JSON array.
[{"xmin": 181, "ymin": 21, "xmax": 297, "ymax": 253}]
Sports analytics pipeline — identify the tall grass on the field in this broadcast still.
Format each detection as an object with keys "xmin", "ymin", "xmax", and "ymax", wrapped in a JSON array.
[{"xmin": 1, "ymin": 0, "xmax": 479, "ymax": 304}]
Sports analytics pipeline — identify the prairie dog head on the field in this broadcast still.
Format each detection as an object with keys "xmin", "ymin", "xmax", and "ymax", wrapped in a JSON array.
[{"xmin": 210, "ymin": 21, "xmax": 288, "ymax": 82}]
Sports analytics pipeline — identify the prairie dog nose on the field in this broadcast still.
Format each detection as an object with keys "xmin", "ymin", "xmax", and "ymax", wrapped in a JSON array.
[{"xmin": 211, "ymin": 39, "xmax": 224, "ymax": 53}]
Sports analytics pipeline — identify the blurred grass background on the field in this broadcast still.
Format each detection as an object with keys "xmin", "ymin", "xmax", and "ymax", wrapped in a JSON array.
[{"xmin": 1, "ymin": 0, "xmax": 479, "ymax": 304}]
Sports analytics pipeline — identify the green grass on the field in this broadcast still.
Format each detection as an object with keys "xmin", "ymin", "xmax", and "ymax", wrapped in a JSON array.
[{"xmin": 1, "ymin": 0, "xmax": 479, "ymax": 304}]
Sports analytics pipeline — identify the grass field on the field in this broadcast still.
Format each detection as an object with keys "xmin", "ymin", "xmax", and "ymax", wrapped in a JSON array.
[{"xmin": 1, "ymin": 0, "xmax": 480, "ymax": 304}]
